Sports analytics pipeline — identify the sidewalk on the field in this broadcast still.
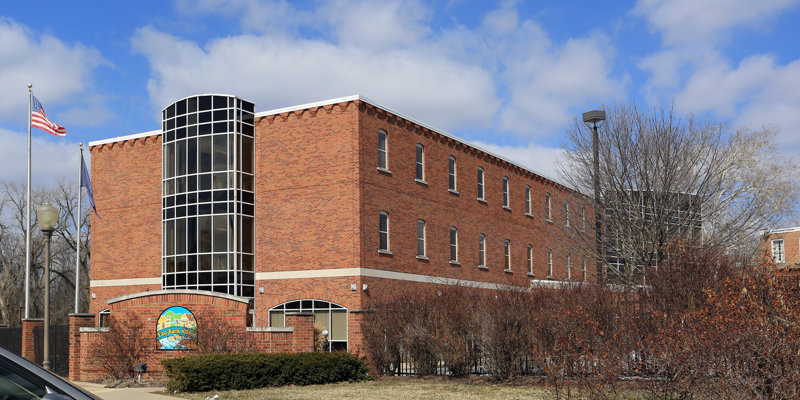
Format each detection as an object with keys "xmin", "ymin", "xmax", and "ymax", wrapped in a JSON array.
[{"xmin": 76, "ymin": 382, "xmax": 177, "ymax": 400}]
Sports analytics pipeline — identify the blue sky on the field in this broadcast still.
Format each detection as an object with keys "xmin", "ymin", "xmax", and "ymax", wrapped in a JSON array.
[{"xmin": 1, "ymin": 0, "xmax": 799, "ymax": 186}]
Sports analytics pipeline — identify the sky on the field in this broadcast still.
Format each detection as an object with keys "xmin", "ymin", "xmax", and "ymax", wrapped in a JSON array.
[{"xmin": 1, "ymin": 0, "xmax": 799, "ymax": 188}]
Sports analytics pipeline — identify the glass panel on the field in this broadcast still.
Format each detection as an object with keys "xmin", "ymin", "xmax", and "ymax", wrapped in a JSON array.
[
  {"xmin": 331, "ymin": 310, "xmax": 347, "ymax": 341},
  {"xmin": 166, "ymin": 142, "xmax": 175, "ymax": 178},
  {"xmin": 213, "ymin": 134, "xmax": 227, "ymax": 172},
  {"xmin": 199, "ymin": 136, "xmax": 212, "ymax": 173},
  {"xmin": 213, "ymin": 215, "xmax": 228, "ymax": 252},
  {"xmin": 187, "ymin": 217, "xmax": 197, "ymax": 254},
  {"xmin": 176, "ymin": 218, "xmax": 186, "ymax": 255},
  {"xmin": 213, "ymin": 172, "xmax": 227, "ymax": 189},
  {"xmin": 188, "ymin": 138, "xmax": 197, "ymax": 175},
  {"xmin": 198, "ymin": 216, "xmax": 212, "ymax": 253},
  {"xmin": 176, "ymin": 140, "xmax": 186, "ymax": 175},
  {"xmin": 166, "ymin": 219, "xmax": 175, "ymax": 256},
  {"xmin": 241, "ymin": 216, "xmax": 254, "ymax": 254},
  {"xmin": 415, "ymin": 144, "xmax": 424, "ymax": 180},
  {"xmin": 314, "ymin": 310, "xmax": 330, "ymax": 333},
  {"xmin": 242, "ymin": 136, "xmax": 254, "ymax": 174},
  {"xmin": 270, "ymin": 311, "xmax": 285, "ymax": 328}
]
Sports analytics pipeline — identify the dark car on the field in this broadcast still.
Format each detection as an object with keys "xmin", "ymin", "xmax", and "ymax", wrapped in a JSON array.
[{"xmin": 0, "ymin": 346, "xmax": 101, "ymax": 399}]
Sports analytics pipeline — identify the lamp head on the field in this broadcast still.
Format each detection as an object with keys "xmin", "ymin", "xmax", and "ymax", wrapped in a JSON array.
[
  {"xmin": 582, "ymin": 110, "xmax": 606, "ymax": 124},
  {"xmin": 36, "ymin": 202, "xmax": 58, "ymax": 231}
]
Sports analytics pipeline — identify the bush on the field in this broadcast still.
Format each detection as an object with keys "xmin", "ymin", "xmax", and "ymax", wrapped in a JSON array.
[{"xmin": 161, "ymin": 352, "xmax": 369, "ymax": 392}]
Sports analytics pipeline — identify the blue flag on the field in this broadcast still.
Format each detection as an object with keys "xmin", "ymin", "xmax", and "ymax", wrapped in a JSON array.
[{"xmin": 81, "ymin": 155, "xmax": 100, "ymax": 218}]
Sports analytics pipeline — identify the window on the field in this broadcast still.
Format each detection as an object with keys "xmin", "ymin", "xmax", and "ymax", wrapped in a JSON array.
[
  {"xmin": 269, "ymin": 300, "xmax": 348, "ymax": 351},
  {"xmin": 448, "ymin": 156, "xmax": 457, "ymax": 191},
  {"xmin": 527, "ymin": 244, "xmax": 533, "ymax": 275},
  {"xmin": 502, "ymin": 177, "xmax": 510, "ymax": 207},
  {"xmin": 772, "ymin": 239, "xmax": 785, "ymax": 263},
  {"xmin": 564, "ymin": 200, "xmax": 570, "ymax": 226},
  {"xmin": 479, "ymin": 234, "xmax": 486, "ymax": 267},
  {"xmin": 545, "ymin": 193, "xmax": 551, "ymax": 220},
  {"xmin": 581, "ymin": 207, "xmax": 586, "ymax": 231},
  {"xmin": 504, "ymin": 239, "xmax": 511, "ymax": 270},
  {"xmin": 547, "ymin": 249, "xmax": 553, "ymax": 277},
  {"xmin": 477, "ymin": 167, "xmax": 485, "ymax": 200},
  {"xmin": 450, "ymin": 227, "xmax": 458, "ymax": 262},
  {"xmin": 582, "ymin": 256, "xmax": 587, "ymax": 282},
  {"xmin": 525, "ymin": 186, "xmax": 531, "ymax": 214},
  {"xmin": 415, "ymin": 144, "xmax": 425, "ymax": 181},
  {"xmin": 417, "ymin": 220, "xmax": 426, "ymax": 257},
  {"xmin": 379, "ymin": 212, "xmax": 389, "ymax": 251},
  {"xmin": 378, "ymin": 130, "xmax": 388, "ymax": 170},
  {"xmin": 566, "ymin": 253, "xmax": 571, "ymax": 280}
]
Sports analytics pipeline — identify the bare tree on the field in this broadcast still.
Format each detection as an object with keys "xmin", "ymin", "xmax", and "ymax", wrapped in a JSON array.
[
  {"xmin": 559, "ymin": 103, "xmax": 799, "ymax": 284},
  {"xmin": 0, "ymin": 180, "xmax": 91, "ymax": 326}
]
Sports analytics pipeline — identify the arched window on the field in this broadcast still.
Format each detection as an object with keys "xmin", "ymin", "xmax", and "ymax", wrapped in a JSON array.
[
  {"xmin": 378, "ymin": 130, "xmax": 388, "ymax": 170},
  {"xmin": 504, "ymin": 239, "xmax": 511, "ymax": 271},
  {"xmin": 415, "ymin": 144, "xmax": 425, "ymax": 181},
  {"xmin": 477, "ymin": 167, "xmax": 485, "ymax": 200},
  {"xmin": 417, "ymin": 219, "xmax": 426, "ymax": 257},
  {"xmin": 502, "ymin": 177, "xmax": 510, "ymax": 207},
  {"xmin": 450, "ymin": 227, "xmax": 458, "ymax": 262},
  {"xmin": 478, "ymin": 233, "xmax": 486, "ymax": 267},
  {"xmin": 269, "ymin": 300, "xmax": 348, "ymax": 351},
  {"xmin": 448, "ymin": 156, "xmax": 457, "ymax": 191},
  {"xmin": 379, "ymin": 211, "xmax": 389, "ymax": 251}
]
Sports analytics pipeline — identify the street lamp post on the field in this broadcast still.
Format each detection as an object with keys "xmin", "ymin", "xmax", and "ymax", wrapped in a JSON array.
[
  {"xmin": 36, "ymin": 201, "xmax": 58, "ymax": 371},
  {"xmin": 582, "ymin": 110, "xmax": 606, "ymax": 284}
]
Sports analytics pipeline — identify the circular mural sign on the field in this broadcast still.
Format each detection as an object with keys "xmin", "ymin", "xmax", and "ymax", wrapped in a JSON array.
[{"xmin": 157, "ymin": 306, "xmax": 197, "ymax": 350}]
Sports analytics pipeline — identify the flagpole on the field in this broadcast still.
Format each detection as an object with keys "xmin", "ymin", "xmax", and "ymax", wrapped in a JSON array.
[
  {"xmin": 24, "ymin": 83, "xmax": 32, "ymax": 320},
  {"xmin": 74, "ymin": 143, "xmax": 83, "ymax": 314}
]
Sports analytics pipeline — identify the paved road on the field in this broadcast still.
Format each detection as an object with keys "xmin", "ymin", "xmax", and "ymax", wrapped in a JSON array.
[{"xmin": 77, "ymin": 382, "xmax": 178, "ymax": 400}]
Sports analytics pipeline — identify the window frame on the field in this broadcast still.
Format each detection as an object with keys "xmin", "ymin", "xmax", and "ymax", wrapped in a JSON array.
[
  {"xmin": 566, "ymin": 253, "xmax": 571, "ymax": 280},
  {"xmin": 417, "ymin": 219, "xmax": 426, "ymax": 257},
  {"xmin": 547, "ymin": 248, "xmax": 553, "ymax": 278},
  {"xmin": 450, "ymin": 227, "xmax": 459, "ymax": 263},
  {"xmin": 502, "ymin": 176, "xmax": 510, "ymax": 208},
  {"xmin": 772, "ymin": 239, "xmax": 785, "ymax": 263},
  {"xmin": 478, "ymin": 233, "xmax": 486, "ymax": 267},
  {"xmin": 545, "ymin": 193, "xmax": 551, "ymax": 220},
  {"xmin": 448, "ymin": 156, "xmax": 457, "ymax": 191},
  {"xmin": 477, "ymin": 167, "xmax": 485, "ymax": 201},
  {"xmin": 527, "ymin": 244, "xmax": 533, "ymax": 275},
  {"xmin": 564, "ymin": 200, "xmax": 570, "ymax": 227},
  {"xmin": 504, "ymin": 239, "xmax": 511, "ymax": 271},
  {"xmin": 415, "ymin": 143, "xmax": 425, "ymax": 182},
  {"xmin": 379, "ymin": 211, "xmax": 390, "ymax": 252},
  {"xmin": 377, "ymin": 129, "xmax": 388, "ymax": 170},
  {"xmin": 525, "ymin": 185, "xmax": 531, "ymax": 214}
]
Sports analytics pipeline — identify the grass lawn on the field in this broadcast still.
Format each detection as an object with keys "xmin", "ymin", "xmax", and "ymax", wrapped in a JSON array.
[{"xmin": 167, "ymin": 377, "xmax": 557, "ymax": 400}]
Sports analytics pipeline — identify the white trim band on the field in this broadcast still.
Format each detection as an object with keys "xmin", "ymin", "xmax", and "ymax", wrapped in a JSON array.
[
  {"xmin": 255, "ymin": 268, "xmax": 527, "ymax": 291},
  {"xmin": 90, "ymin": 277, "xmax": 161, "ymax": 287}
]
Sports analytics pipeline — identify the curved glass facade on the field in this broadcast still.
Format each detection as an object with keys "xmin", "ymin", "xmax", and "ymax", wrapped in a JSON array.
[{"xmin": 162, "ymin": 94, "xmax": 255, "ymax": 298}]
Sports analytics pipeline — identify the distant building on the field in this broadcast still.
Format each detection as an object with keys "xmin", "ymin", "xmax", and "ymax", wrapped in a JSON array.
[
  {"xmin": 604, "ymin": 190, "xmax": 702, "ymax": 284},
  {"xmin": 761, "ymin": 226, "xmax": 800, "ymax": 272}
]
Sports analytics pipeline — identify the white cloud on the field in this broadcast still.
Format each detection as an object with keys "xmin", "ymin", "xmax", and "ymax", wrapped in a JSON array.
[
  {"xmin": 0, "ymin": 18, "xmax": 109, "ymax": 123},
  {"xmin": 632, "ymin": 0, "xmax": 798, "ymax": 46},
  {"xmin": 471, "ymin": 140, "xmax": 567, "ymax": 184},
  {"xmin": 0, "ymin": 128, "xmax": 81, "ymax": 188},
  {"xmin": 133, "ymin": 2, "xmax": 624, "ymax": 140}
]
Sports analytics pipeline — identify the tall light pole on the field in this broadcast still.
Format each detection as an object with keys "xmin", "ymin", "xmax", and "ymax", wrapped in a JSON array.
[
  {"xmin": 583, "ymin": 110, "xmax": 606, "ymax": 284},
  {"xmin": 37, "ymin": 201, "xmax": 58, "ymax": 371}
]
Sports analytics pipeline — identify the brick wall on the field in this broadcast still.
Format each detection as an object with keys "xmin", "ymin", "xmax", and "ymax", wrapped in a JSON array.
[
  {"xmin": 21, "ymin": 318, "xmax": 43, "ymax": 362},
  {"xmin": 68, "ymin": 314, "xmax": 95, "ymax": 381},
  {"xmin": 89, "ymin": 134, "xmax": 162, "ymax": 315},
  {"xmin": 74, "ymin": 290, "xmax": 314, "ymax": 380}
]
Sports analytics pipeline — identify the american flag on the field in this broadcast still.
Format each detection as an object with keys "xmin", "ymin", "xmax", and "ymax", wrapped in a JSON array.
[{"xmin": 31, "ymin": 95, "xmax": 67, "ymax": 137}]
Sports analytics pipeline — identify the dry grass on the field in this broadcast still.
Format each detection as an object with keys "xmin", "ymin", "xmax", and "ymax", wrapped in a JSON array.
[{"xmin": 167, "ymin": 376, "xmax": 553, "ymax": 400}]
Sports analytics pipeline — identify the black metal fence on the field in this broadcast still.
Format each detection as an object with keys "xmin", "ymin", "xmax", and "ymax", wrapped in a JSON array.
[
  {"xmin": 386, "ymin": 353, "xmax": 544, "ymax": 377},
  {"xmin": 0, "ymin": 326, "xmax": 22, "ymax": 355},
  {"xmin": 33, "ymin": 324, "xmax": 70, "ymax": 377}
]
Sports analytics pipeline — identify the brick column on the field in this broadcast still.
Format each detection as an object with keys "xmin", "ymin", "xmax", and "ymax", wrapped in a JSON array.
[
  {"xmin": 285, "ymin": 312, "xmax": 314, "ymax": 353},
  {"xmin": 21, "ymin": 318, "xmax": 43, "ymax": 363},
  {"xmin": 347, "ymin": 309, "xmax": 371, "ymax": 356},
  {"xmin": 68, "ymin": 313, "xmax": 95, "ymax": 381}
]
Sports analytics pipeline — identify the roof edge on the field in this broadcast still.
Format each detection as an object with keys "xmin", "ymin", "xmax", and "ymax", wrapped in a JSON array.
[{"xmin": 89, "ymin": 130, "xmax": 161, "ymax": 147}]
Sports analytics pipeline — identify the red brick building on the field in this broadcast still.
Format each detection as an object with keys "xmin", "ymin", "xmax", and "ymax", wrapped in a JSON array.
[
  {"xmin": 87, "ymin": 94, "xmax": 594, "ymax": 355},
  {"xmin": 761, "ymin": 226, "xmax": 800, "ymax": 272}
]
